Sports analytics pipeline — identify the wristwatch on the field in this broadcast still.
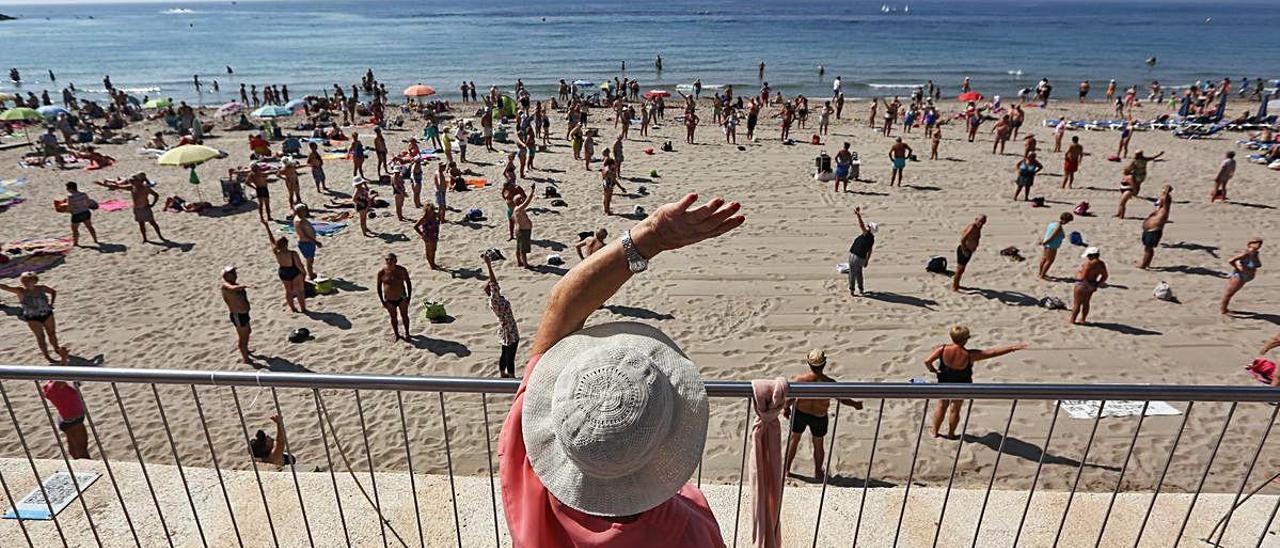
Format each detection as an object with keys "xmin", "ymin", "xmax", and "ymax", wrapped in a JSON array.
[{"xmin": 621, "ymin": 230, "xmax": 649, "ymax": 273}]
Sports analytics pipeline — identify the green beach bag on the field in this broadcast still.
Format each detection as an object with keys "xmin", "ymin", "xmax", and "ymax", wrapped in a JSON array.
[{"xmin": 422, "ymin": 301, "xmax": 447, "ymax": 321}]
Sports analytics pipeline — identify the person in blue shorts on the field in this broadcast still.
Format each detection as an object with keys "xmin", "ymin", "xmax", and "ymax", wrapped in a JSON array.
[{"xmin": 888, "ymin": 137, "xmax": 911, "ymax": 186}]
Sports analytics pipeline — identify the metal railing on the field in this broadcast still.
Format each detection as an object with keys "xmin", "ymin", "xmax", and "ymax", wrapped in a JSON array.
[{"xmin": 0, "ymin": 364, "xmax": 1278, "ymax": 547}]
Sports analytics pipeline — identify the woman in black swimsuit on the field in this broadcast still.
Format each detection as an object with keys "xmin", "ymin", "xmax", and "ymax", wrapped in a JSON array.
[
  {"xmin": 923, "ymin": 326, "xmax": 1027, "ymax": 438},
  {"xmin": 0, "ymin": 272, "xmax": 66, "ymax": 363},
  {"xmin": 353, "ymin": 178, "xmax": 373, "ymax": 237},
  {"xmin": 260, "ymin": 219, "xmax": 307, "ymax": 313}
]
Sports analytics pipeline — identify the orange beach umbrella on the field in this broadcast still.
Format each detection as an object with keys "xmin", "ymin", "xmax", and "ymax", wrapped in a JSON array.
[{"xmin": 403, "ymin": 84, "xmax": 436, "ymax": 97}]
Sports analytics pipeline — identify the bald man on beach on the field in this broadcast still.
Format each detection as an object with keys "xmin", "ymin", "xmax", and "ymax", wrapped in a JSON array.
[
  {"xmin": 1062, "ymin": 136, "xmax": 1083, "ymax": 189},
  {"xmin": 783, "ymin": 349, "xmax": 861, "ymax": 482},
  {"xmin": 129, "ymin": 173, "xmax": 164, "ymax": 242},
  {"xmin": 953, "ymin": 215, "xmax": 986, "ymax": 291},
  {"xmin": 888, "ymin": 138, "xmax": 912, "ymax": 187},
  {"xmin": 1138, "ymin": 185, "xmax": 1172, "ymax": 270},
  {"xmin": 377, "ymin": 252, "xmax": 413, "ymax": 341},
  {"xmin": 221, "ymin": 267, "xmax": 253, "ymax": 364}
]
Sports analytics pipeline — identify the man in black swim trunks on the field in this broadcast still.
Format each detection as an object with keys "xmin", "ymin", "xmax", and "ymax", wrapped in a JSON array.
[
  {"xmin": 783, "ymin": 349, "xmax": 862, "ymax": 482},
  {"xmin": 952, "ymin": 215, "xmax": 985, "ymax": 292},
  {"xmin": 220, "ymin": 266, "xmax": 254, "ymax": 364},
  {"xmin": 1138, "ymin": 185, "xmax": 1173, "ymax": 270},
  {"xmin": 377, "ymin": 253, "xmax": 413, "ymax": 341}
]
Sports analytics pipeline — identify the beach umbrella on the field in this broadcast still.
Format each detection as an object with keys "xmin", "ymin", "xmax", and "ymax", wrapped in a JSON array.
[
  {"xmin": 572, "ymin": 79, "xmax": 594, "ymax": 88},
  {"xmin": 216, "ymin": 101, "xmax": 245, "ymax": 117},
  {"xmin": 0, "ymin": 107, "xmax": 42, "ymax": 122},
  {"xmin": 643, "ymin": 89, "xmax": 670, "ymax": 100},
  {"xmin": 36, "ymin": 105, "xmax": 69, "ymax": 119},
  {"xmin": 403, "ymin": 84, "xmax": 436, "ymax": 97},
  {"xmin": 284, "ymin": 99, "xmax": 306, "ymax": 111},
  {"xmin": 143, "ymin": 98, "xmax": 172, "ymax": 109},
  {"xmin": 957, "ymin": 91, "xmax": 983, "ymax": 102},
  {"xmin": 251, "ymin": 105, "xmax": 293, "ymax": 118},
  {"xmin": 157, "ymin": 144, "xmax": 222, "ymax": 167}
]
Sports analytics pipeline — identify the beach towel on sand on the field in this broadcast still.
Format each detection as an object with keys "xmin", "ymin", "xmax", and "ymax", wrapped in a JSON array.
[
  {"xmin": 279, "ymin": 221, "xmax": 348, "ymax": 237},
  {"xmin": 1059, "ymin": 400, "xmax": 1181, "ymax": 419},
  {"xmin": 0, "ymin": 237, "xmax": 74, "ymax": 279},
  {"xmin": 96, "ymin": 199, "xmax": 132, "ymax": 212}
]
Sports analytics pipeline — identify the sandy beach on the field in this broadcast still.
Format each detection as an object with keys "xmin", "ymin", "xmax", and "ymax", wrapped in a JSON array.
[{"xmin": 0, "ymin": 93, "xmax": 1278, "ymax": 500}]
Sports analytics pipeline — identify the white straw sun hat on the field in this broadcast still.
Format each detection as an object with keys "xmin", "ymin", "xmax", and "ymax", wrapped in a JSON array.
[{"xmin": 522, "ymin": 322, "xmax": 709, "ymax": 517}]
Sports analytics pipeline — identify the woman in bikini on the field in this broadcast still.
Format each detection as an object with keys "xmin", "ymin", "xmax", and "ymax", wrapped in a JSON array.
[
  {"xmin": 1071, "ymin": 247, "xmax": 1108, "ymax": 324},
  {"xmin": 261, "ymin": 219, "xmax": 307, "ymax": 313},
  {"xmin": 352, "ymin": 178, "xmax": 373, "ymax": 237},
  {"xmin": 413, "ymin": 203, "xmax": 442, "ymax": 270},
  {"xmin": 600, "ymin": 157, "xmax": 627, "ymax": 215},
  {"xmin": 1115, "ymin": 150, "xmax": 1163, "ymax": 218},
  {"xmin": 1, "ymin": 272, "xmax": 67, "ymax": 363},
  {"xmin": 924, "ymin": 326, "xmax": 1027, "ymax": 438},
  {"xmin": 1221, "ymin": 238, "xmax": 1263, "ymax": 315}
]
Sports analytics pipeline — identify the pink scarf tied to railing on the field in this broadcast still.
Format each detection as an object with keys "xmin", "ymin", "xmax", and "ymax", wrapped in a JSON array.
[{"xmin": 750, "ymin": 378, "xmax": 788, "ymax": 548}]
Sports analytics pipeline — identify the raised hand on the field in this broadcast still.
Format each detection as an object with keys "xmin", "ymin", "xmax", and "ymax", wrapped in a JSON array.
[{"xmin": 630, "ymin": 193, "xmax": 745, "ymax": 258}]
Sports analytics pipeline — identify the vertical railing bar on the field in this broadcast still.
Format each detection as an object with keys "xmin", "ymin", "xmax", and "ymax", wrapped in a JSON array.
[
  {"xmin": 697, "ymin": 455, "xmax": 703, "ymax": 488},
  {"xmin": 810, "ymin": 403, "xmax": 842, "ymax": 547},
  {"xmin": 1213, "ymin": 402, "xmax": 1279, "ymax": 546},
  {"xmin": 269, "ymin": 387, "xmax": 315, "ymax": 547},
  {"xmin": 1173, "ymin": 402, "xmax": 1237, "ymax": 546},
  {"xmin": 851, "ymin": 398, "xmax": 885, "ymax": 548},
  {"xmin": 0, "ymin": 381, "xmax": 70, "ymax": 548},
  {"xmin": 1133, "ymin": 401, "xmax": 1194, "ymax": 548},
  {"xmin": 149, "ymin": 384, "xmax": 207, "ymax": 548},
  {"xmin": 311, "ymin": 389, "xmax": 351, "ymax": 547},
  {"xmin": 971, "ymin": 399, "xmax": 1018, "ymax": 548},
  {"xmin": 1255, "ymin": 478, "xmax": 1280, "ymax": 548},
  {"xmin": 1094, "ymin": 401, "xmax": 1150, "ymax": 548},
  {"xmin": 891, "ymin": 398, "xmax": 930, "ymax": 548},
  {"xmin": 191, "ymin": 386, "xmax": 245, "ymax": 548},
  {"xmin": 437, "ymin": 392, "xmax": 463, "ymax": 548},
  {"xmin": 932, "ymin": 399, "xmax": 974, "ymax": 548},
  {"xmin": 1013, "ymin": 401, "xmax": 1061, "ymax": 547},
  {"xmin": 230, "ymin": 386, "xmax": 280, "ymax": 548},
  {"xmin": 32, "ymin": 380, "xmax": 103, "ymax": 548},
  {"xmin": 398, "ymin": 392, "xmax": 427, "ymax": 548},
  {"xmin": 355, "ymin": 389, "xmax": 390, "ymax": 548},
  {"xmin": 1052, "ymin": 399, "xmax": 1106, "ymax": 548},
  {"xmin": 109, "ymin": 382, "xmax": 174, "ymax": 548},
  {"xmin": 0, "ymin": 467, "xmax": 34, "ymax": 547},
  {"xmin": 480, "ymin": 393, "xmax": 500, "ymax": 548},
  {"xmin": 731, "ymin": 397, "xmax": 752, "ymax": 548}
]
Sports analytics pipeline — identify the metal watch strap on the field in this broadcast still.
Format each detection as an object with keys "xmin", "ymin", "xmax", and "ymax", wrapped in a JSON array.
[{"xmin": 621, "ymin": 230, "xmax": 649, "ymax": 273}]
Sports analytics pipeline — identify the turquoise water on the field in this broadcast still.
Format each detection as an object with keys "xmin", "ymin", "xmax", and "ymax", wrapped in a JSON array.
[{"xmin": 1, "ymin": 0, "xmax": 1277, "ymax": 104}]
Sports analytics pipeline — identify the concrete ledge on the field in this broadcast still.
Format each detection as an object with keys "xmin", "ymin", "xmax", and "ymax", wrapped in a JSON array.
[{"xmin": 0, "ymin": 458, "xmax": 1275, "ymax": 546}]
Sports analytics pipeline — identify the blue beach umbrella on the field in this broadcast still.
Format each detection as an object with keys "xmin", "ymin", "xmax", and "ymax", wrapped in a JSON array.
[
  {"xmin": 284, "ymin": 99, "xmax": 306, "ymax": 111},
  {"xmin": 37, "ymin": 105, "xmax": 69, "ymax": 119},
  {"xmin": 251, "ymin": 105, "xmax": 293, "ymax": 118}
]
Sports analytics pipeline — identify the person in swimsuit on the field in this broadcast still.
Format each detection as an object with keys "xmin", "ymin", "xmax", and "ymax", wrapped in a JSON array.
[
  {"xmin": 600, "ymin": 158, "xmax": 627, "ymax": 216},
  {"xmin": 413, "ymin": 203, "xmax": 442, "ymax": 270},
  {"xmin": 279, "ymin": 158, "xmax": 303, "ymax": 211},
  {"xmin": 249, "ymin": 414, "xmax": 296, "ymax": 467},
  {"xmin": 243, "ymin": 163, "xmax": 273, "ymax": 222},
  {"xmin": 390, "ymin": 165, "xmax": 408, "ymax": 221},
  {"xmin": 377, "ymin": 252, "xmax": 413, "ymax": 341},
  {"xmin": 261, "ymin": 219, "xmax": 307, "ymax": 313},
  {"xmin": 41, "ymin": 379, "xmax": 89, "ymax": 459},
  {"xmin": 291, "ymin": 204, "xmax": 322, "ymax": 279},
  {"xmin": 1062, "ymin": 136, "xmax": 1083, "ymax": 189},
  {"xmin": 501, "ymin": 173, "xmax": 527, "ymax": 242},
  {"xmin": 64, "ymin": 182, "xmax": 101, "ymax": 247},
  {"xmin": 953, "ymin": 215, "xmax": 986, "ymax": 291},
  {"xmin": 783, "ymin": 349, "xmax": 862, "ymax": 481},
  {"xmin": 1221, "ymin": 238, "xmax": 1263, "ymax": 315},
  {"xmin": 1116, "ymin": 122, "xmax": 1133, "ymax": 158},
  {"xmin": 1038, "ymin": 212, "xmax": 1073, "ymax": 279},
  {"xmin": 1013, "ymin": 152, "xmax": 1043, "ymax": 201},
  {"xmin": 1071, "ymin": 247, "xmax": 1109, "ymax": 325},
  {"xmin": 834, "ymin": 142, "xmax": 854, "ymax": 192},
  {"xmin": 930, "ymin": 127, "xmax": 942, "ymax": 160},
  {"xmin": 1211, "ymin": 151, "xmax": 1236, "ymax": 202},
  {"xmin": 1, "ymin": 272, "xmax": 67, "ymax": 363},
  {"xmin": 513, "ymin": 183, "xmax": 537, "ymax": 268},
  {"xmin": 353, "ymin": 178, "xmax": 373, "ymax": 237},
  {"xmin": 924, "ymin": 326, "xmax": 1027, "ymax": 438},
  {"xmin": 1138, "ymin": 185, "xmax": 1173, "ymax": 270},
  {"xmin": 129, "ymin": 173, "xmax": 164, "ymax": 242},
  {"xmin": 373, "ymin": 127, "xmax": 389, "ymax": 177},
  {"xmin": 348, "ymin": 132, "xmax": 366, "ymax": 179},
  {"xmin": 433, "ymin": 163, "xmax": 449, "ymax": 223},
  {"xmin": 888, "ymin": 137, "xmax": 912, "ymax": 186},
  {"xmin": 306, "ymin": 142, "xmax": 328, "ymax": 194},
  {"xmin": 220, "ymin": 266, "xmax": 254, "ymax": 364},
  {"xmin": 1115, "ymin": 150, "xmax": 1163, "ymax": 218}
]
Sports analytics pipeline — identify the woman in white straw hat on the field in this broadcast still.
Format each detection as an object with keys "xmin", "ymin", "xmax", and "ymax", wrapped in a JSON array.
[
  {"xmin": 1071, "ymin": 246, "xmax": 1109, "ymax": 325},
  {"xmin": 501, "ymin": 193, "xmax": 743, "ymax": 546}
]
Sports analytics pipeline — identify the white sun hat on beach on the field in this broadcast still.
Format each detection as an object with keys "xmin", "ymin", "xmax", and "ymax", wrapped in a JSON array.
[
  {"xmin": 1082, "ymin": 246, "xmax": 1101, "ymax": 258},
  {"xmin": 522, "ymin": 321, "xmax": 708, "ymax": 517},
  {"xmin": 867, "ymin": 222, "xmax": 879, "ymax": 234}
]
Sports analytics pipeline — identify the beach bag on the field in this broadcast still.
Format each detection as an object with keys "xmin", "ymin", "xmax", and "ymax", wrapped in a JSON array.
[
  {"xmin": 1247, "ymin": 358, "xmax": 1276, "ymax": 384},
  {"xmin": 421, "ymin": 302, "xmax": 447, "ymax": 321},
  {"xmin": 1153, "ymin": 281, "xmax": 1175, "ymax": 301},
  {"xmin": 1069, "ymin": 231, "xmax": 1085, "ymax": 246},
  {"xmin": 649, "ymin": 169, "xmax": 659, "ymax": 178},
  {"xmin": 481, "ymin": 248, "xmax": 504, "ymax": 261},
  {"xmin": 550, "ymin": 199, "xmax": 568, "ymax": 207},
  {"xmin": 287, "ymin": 328, "xmax": 313, "ymax": 344},
  {"xmin": 1040, "ymin": 296, "xmax": 1067, "ymax": 310},
  {"xmin": 633, "ymin": 206, "xmax": 646, "ymax": 217},
  {"xmin": 1073, "ymin": 201, "xmax": 1090, "ymax": 216},
  {"xmin": 547, "ymin": 254, "xmax": 564, "ymax": 266},
  {"xmin": 1030, "ymin": 197, "xmax": 1045, "ymax": 207},
  {"xmin": 661, "ymin": 141, "xmax": 673, "ymax": 152},
  {"xmin": 544, "ymin": 186, "xmax": 560, "ymax": 198},
  {"xmin": 925, "ymin": 256, "xmax": 948, "ymax": 274},
  {"xmin": 465, "ymin": 208, "xmax": 484, "ymax": 221},
  {"xmin": 314, "ymin": 277, "xmax": 335, "ymax": 296}
]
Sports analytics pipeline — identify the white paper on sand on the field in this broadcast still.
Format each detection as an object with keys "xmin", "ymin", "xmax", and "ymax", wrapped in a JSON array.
[
  {"xmin": 3, "ymin": 471, "xmax": 100, "ymax": 520},
  {"xmin": 1059, "ymin": 400, "xmax": 1181, "ymax": 419}
]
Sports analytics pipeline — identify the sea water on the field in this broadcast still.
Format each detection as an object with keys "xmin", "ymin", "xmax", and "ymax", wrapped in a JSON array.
[{"xmin": 0, "ymin": 0, "xmax": 1277, "ymax": 105}]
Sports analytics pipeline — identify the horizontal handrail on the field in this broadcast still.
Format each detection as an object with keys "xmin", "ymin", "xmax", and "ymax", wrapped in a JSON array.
[{"xmin": 2, "ymin": 364, "xmax": 1277, "ymax": 402}]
